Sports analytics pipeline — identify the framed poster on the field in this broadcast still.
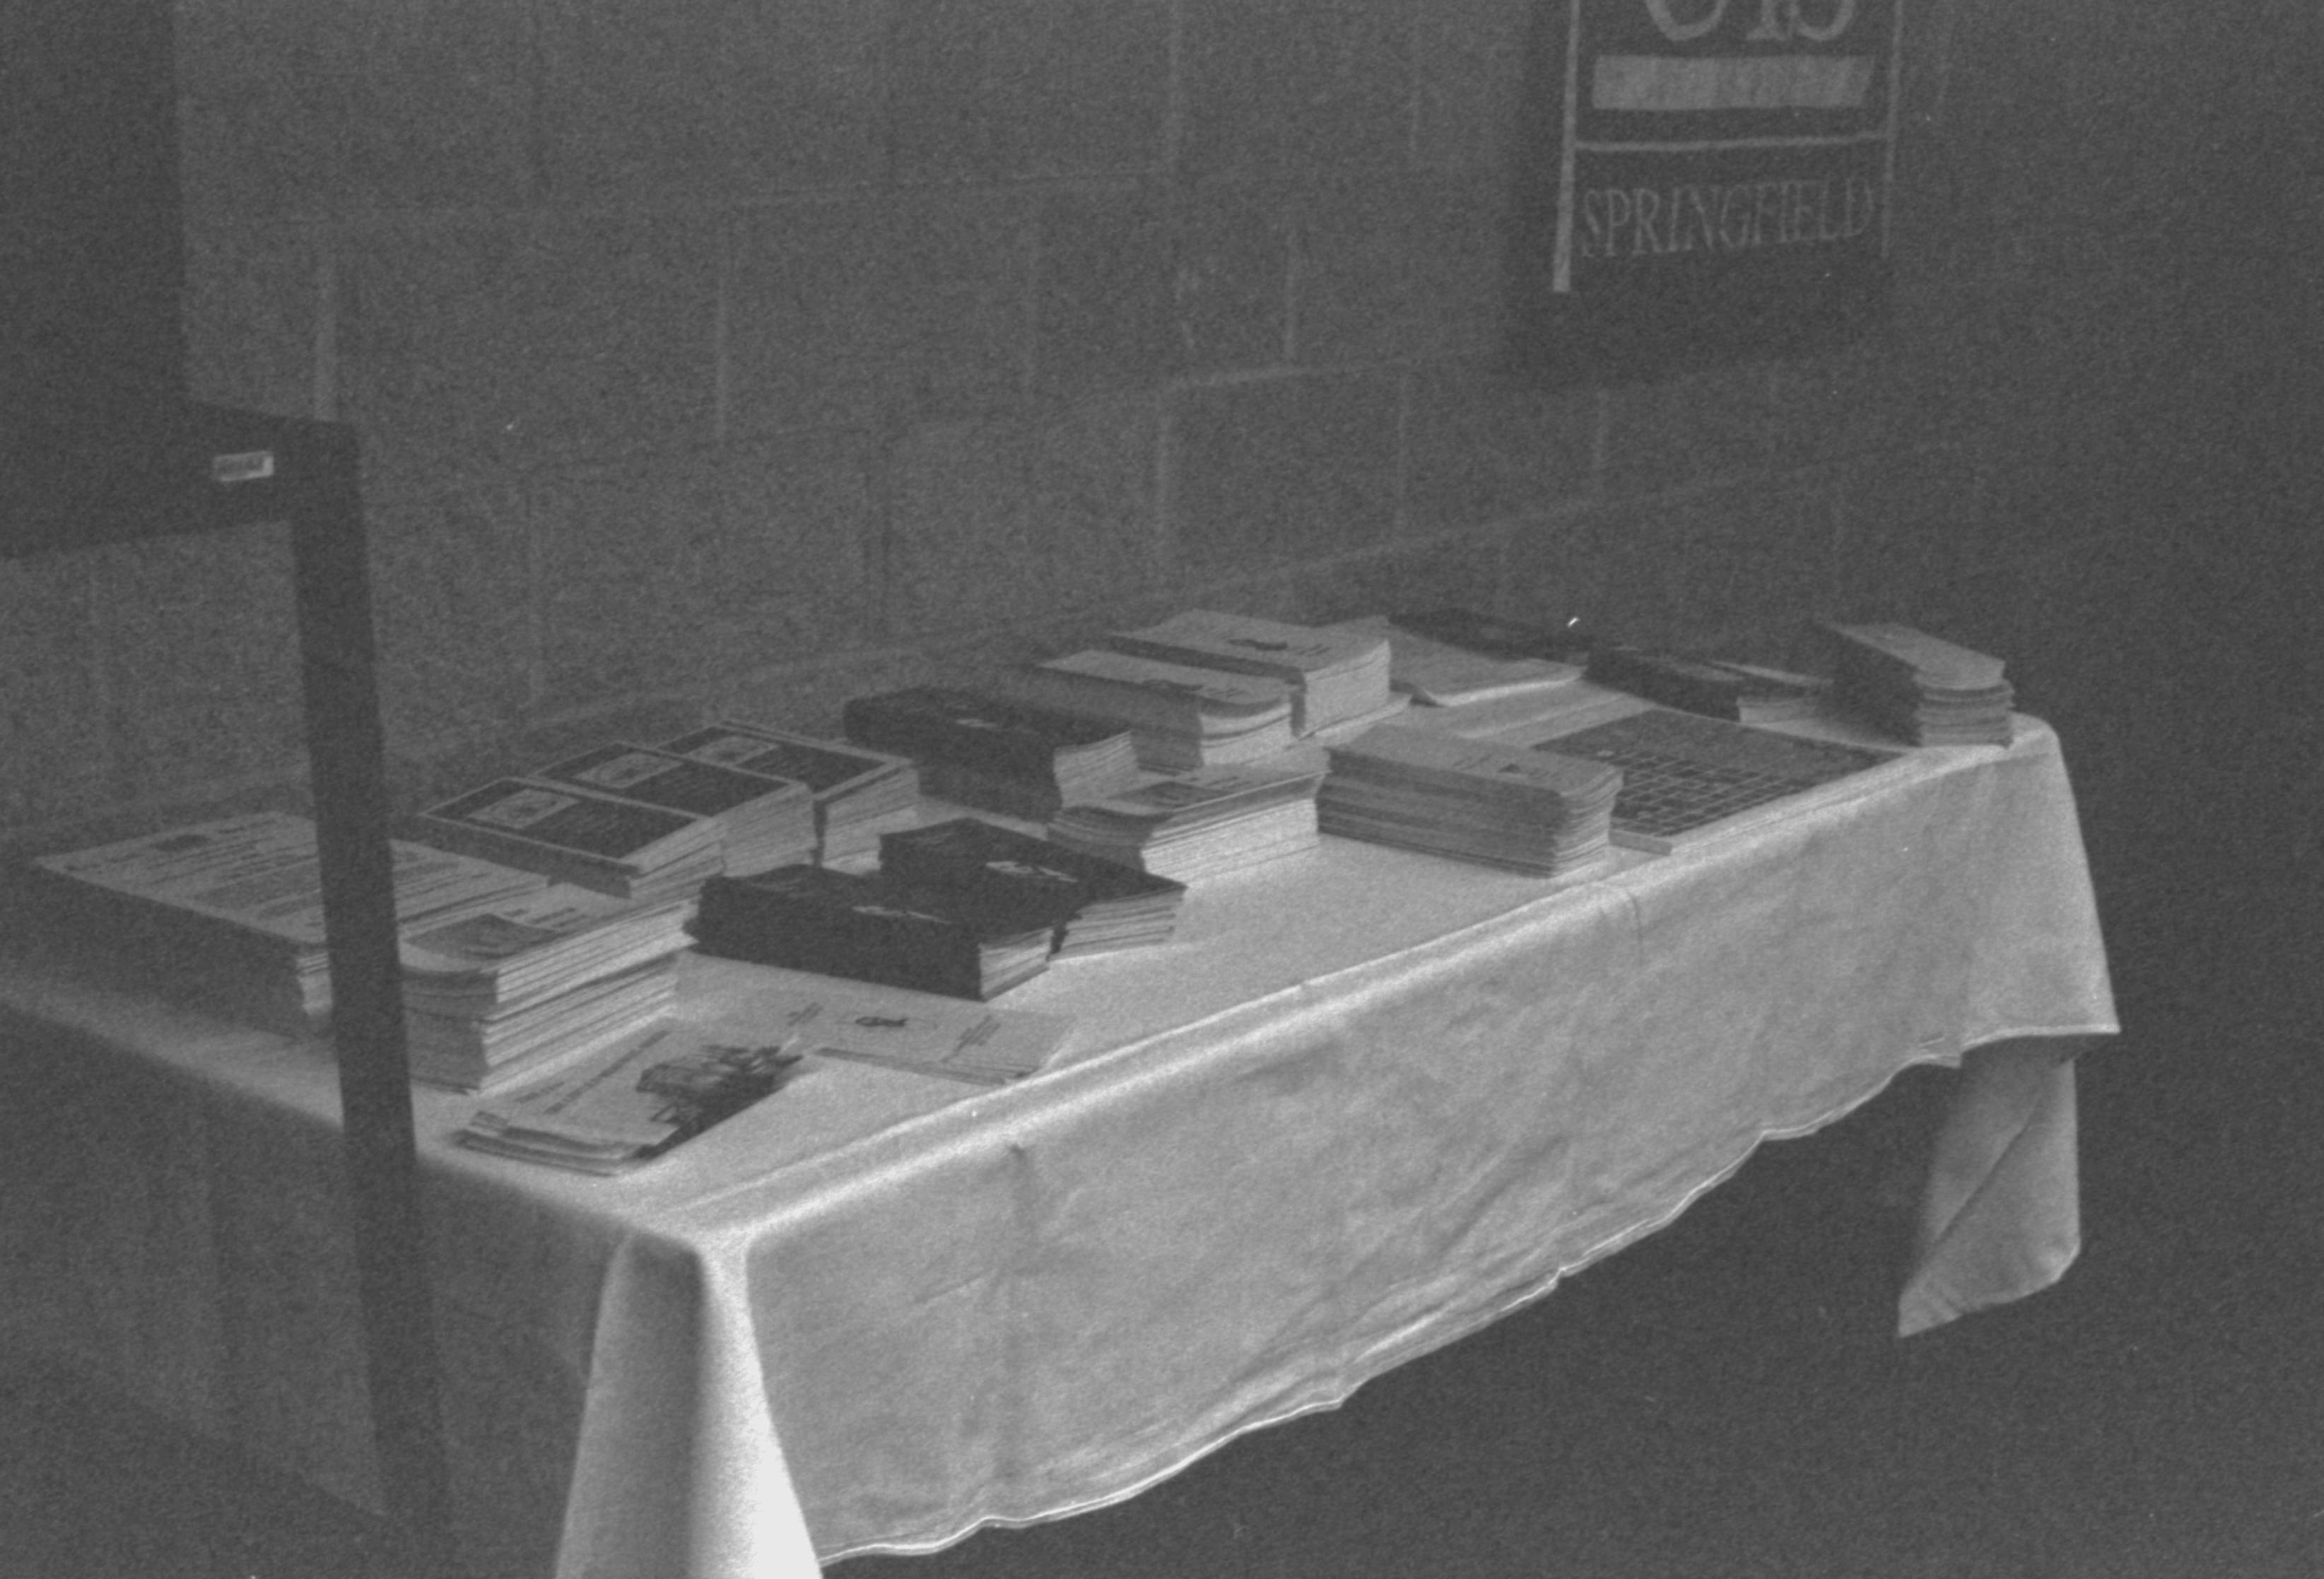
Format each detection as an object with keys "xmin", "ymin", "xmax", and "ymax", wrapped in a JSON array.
[{"xmin": 1508, "ymin": 0, "xmax": 1906, "ymax": 384}]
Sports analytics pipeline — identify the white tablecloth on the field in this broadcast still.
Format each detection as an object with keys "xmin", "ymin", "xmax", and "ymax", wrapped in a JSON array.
[{"xmin": 0, "ymin": 712, "xmax": 2115, "ymax": 1579}]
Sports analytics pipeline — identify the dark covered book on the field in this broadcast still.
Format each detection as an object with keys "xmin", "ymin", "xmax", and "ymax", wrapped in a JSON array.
[
  {"xmin": 880, "ymin": 818, "xmax": 1185, "ymax": 956},
  {"xmin": 689, "ymin": 864, "xmax": 1056, "ymax": 1000}
]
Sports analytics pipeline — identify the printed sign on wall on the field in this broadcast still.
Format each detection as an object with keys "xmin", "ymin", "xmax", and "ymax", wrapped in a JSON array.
[{"xmin": 1509, "ymin": 0, "xmax": 1906, "ymax": 384}]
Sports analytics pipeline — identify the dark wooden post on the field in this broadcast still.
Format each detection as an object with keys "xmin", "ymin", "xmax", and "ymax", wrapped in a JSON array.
[{"xmin": 284, "ymin": 424, "xmax": 462, "ymax": 1579}]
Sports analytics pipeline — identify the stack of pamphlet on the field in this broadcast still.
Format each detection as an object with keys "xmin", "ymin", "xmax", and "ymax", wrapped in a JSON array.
[
  {"xmin": 1326, "ymin": 614, "xmax": 1583, "ymax": 708},
  {"xmin": 689, "ymin": 864, "xmax": 1057, "ymax": 1000},
  {"xmin": 1045, "ymin": 760, "xmax": 1327, "ymax": 882},
  {"xmin": 1319, "ymin": 725, "xmax": 1621, "ymax": 876},
  {"xmin": 658, "ymin": 721, "xmax": 921, "ymax": 862},
  {"xmin": 458, "ymin": 1024, "xmax": 805, "ymax": 1174},
  {"xmin": 843, "ymin": 686, "xmax": 1143, "ymax": 819},
  {"xmin": 21, "ymin": 811, "xmax": 547, "ymax": 1038},
  {"xmin": 522, "ymin": 743, "xmax": 815, "ymax": 875},
  {"xmin": 398, "ymin": 886, "xmax": 696, "ymax": 1091},
  {"xmin": 1007, "ymin": 650, "xmax": 1297, "ymax": 770},
  {"xmin": 415, "ymin": 779, "xmax": 726, "ymax": 904},
  {"xmin": 880, "ymin": 818, "xmax": 1186, "ymax": 956},
  {"xmin": 1588, "ymin": 645, "xmax": 1826, "ymax": 723},
  {"xmin": 1104, "ymin": 609, "xmax": 1398, "ymax": 739},
  {"xmin": 1821, "ymin": 623, "xmax": 2014, "ymax": 745}
]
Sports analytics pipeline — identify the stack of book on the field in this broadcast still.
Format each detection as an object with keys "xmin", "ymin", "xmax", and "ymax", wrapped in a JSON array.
[
  {"xmin": 1318, "ymin": 725, "xmax": 1621, "ymax": 876},
  {"xmin": 416, "ymin": 778, "xmax": 727, "ymax": 905},
  {"xmin": 522, "ymin": 743, "xmax": 816, "ymax": 876},
  {"xmin": 1327, "ymin": 614, "xmax": 1583, "ymax": 708},
  {"xmin": 880, "ymin": 818, "xmax": 1186, "ymax": 956},
  {"xmin": 689, "ymin": 864, "xmax": 1057, "ymax": 1001},
  {"xmin": 20, "ymin": 809, "xmax": 536, "ymax": 1038},
  {"xmin": 1007, "ymin": 649, "xmax": 1298, "ymax": 770},
  {"xmin": 843, "ymin": 686, "xmax": 1142, "ymax": 819},
  {"xmin": 459, "ymin": 1026, "xmax": 805, "ymax": 1174},
  {"xmin": 1046, "ymin": 760, "xmax": 1327, "ymax": 882},
  {"xmin": 1104, "ymin": 609, "xmax": 1400, "ymax": 740},
  {"xmin": 658, "ymin": 721, "xmax": 921, "ymax": 862},
  {"xmin": 1587, "ymin": 645, "xmax": 1826, "ymax": 723},
  {"xmin": 398, "ymin": 886, "xmax": 697, "ymax": 1091},
  {"xmin": 1821, "ymin": 623, "xmax": 2014, "ymax": 745}
]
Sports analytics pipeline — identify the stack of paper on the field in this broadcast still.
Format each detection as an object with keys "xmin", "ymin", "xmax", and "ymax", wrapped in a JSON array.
[
  {"xmin": 843, "ymin": 686, "xmax": 1143, "ymax": 818},
  {"xmin": 1105, "ymin": 609, "xmax": 1397, "ymax": 738},
  {"xmin": 397, "ymin": 886, "xmax": 697, "ymax": 1091},
  {"xmin": 1006, "ymin": 650, "xmax": 1297, "ymax": 771},
  {"xmin": 416, "ymin": 779, "xmax": 726, "ymax": 904},
  {"xmin": 1320, "ymin": 725, "xmax": 1621, "ymax": 876},
  {"xmin": 689, "ymin": 864, "xmax": 1057, "ymax": 1000},
  {"xmin": 659, "ymin": 721, "xmax": 921, "ymax": 862},
  {"xmin": 459, "ymin": 1025, "xmax": 805, "ymax": 1174},
  {"xmin": 23, "ymin": 811, "xmax": 546, "ymax": 1038},
  {"xmin": 1821, "ymin": 623, "xmax": 2014, "ymax": 745},
  {"xmin": 524, "ymin": 743, "xmax": 816, "ymax": 876},
  {"xmin": 1046, "ymin": 760, "xmax": 1327, "ymax": 882},
  {"xmin": 879, "ymin": 818, "xmax": 1186, "ymax": 956}
]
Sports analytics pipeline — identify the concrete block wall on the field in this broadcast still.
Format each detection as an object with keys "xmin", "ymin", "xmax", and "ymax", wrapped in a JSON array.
[{"xmin": 1, "ymin": 0, "xmax": 2308, "ymax": 859}]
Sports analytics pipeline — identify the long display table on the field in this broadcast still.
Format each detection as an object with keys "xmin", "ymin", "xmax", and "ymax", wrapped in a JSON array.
[{"xmin": 0, "ymin": 705, "xmax": 2115, "ymax": 1578}]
